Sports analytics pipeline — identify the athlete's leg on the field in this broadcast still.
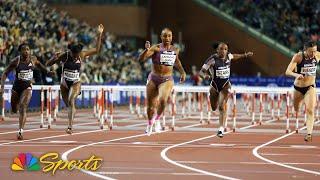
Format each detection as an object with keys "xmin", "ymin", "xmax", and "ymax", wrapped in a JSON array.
[
  {"xmin": 60, "ymin": 84, "xmax": 69, "ymax": 107},
  {"xmin": 11, "ymin": 91, "xmax": 20, "ymax": 113},
  {"xmin": 209, "ymin": 87, "xmax": 219, "ymax": 111},
  {"xmin": 145, "ymin": 80, "xmax": 159, "ymax": 134},
  {"xmin": 17, "ymin": 88, "xmax": 32, "ymax": 140},
  {"xmin": 303, "ymin": 87, "xmax": 316, "ymax": 141},
  {"xmin": 293, "ymin": 89, "xmax": 305, "ymax": 130},
  {"xmin": 67, "ymin": 82, "xmax": 81, "ymax": 131},
  {"xmin": 216, "ymin": 83, "xmax": 231, "ymax": 137},
  {"xmin": 157, "ymin": 80, "xmax": 174, "ymax": 117}
]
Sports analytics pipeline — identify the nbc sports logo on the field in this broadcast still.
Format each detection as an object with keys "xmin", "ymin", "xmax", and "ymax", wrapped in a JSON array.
[{"xmin": 11, "ymin": 153, "xmax": 40, "ymax": 171}]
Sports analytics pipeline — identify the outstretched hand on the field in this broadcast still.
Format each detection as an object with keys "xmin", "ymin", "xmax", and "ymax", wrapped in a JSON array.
[
  {"xmin": 0, "ymin": 88, "xmax": 3, "ymax": 97},
  {"xmin": 245, "ymin": 52, "xmax": 254, "ymax": 57},
  {"xmin": 180, "ymin": 73, "xmax": 186, "ymax": 83},
  {"xmin": 97, "ymin": 24, "xmax": 104, "ymax": 34},
  {"xmin": 145, "ymin": 41, "xmax": 151, "ymax": 50},
  {"xmin": 203, "ymin": 74, "xmax": 211, "ymax": 80},
  {"xmin": 296, "ymin": 74, "xmax": 304, "ymax": 80},
  {"xmin": 47, "ymin": 71, "xmax": 56, "ymax": 77}
]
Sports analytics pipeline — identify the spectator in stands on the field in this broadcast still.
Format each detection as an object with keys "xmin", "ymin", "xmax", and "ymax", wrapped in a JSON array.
[
  {"xmin": 0, "ymin": 0, "xmax": 143, "ymax": 85},
  {"xmin": 207, "ymin": 0, "xmax": 320, "ymax": 51}
]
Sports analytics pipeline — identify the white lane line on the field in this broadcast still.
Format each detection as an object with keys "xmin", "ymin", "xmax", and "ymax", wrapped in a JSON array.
[
  {"xmin": 160, "ymin": 119, "xmax": 277, "ymax": 180},
  {"xmin": 62, "ymin": 133, "xmax": 149, "ymax": 180},
  {"xmin": 96, "ymin": 171, "xmax": 205, "ymax": 176},
  {"xmin": 49, "ymin": 140, "xmax": 77, "ymax": 143},
  {"xmin": 290, "ymin": 145, "xmax": 317, "ymax": 149},
  {"xmin": 176, "ymin": 161, "xmax": 320, "ymax": 165},
  {"xmin": 0, "ymin": 128, "xmax": 43, "ymax": 135},
  {"xmin": 261, "ymin": 153, "xmax": 320, "ymax": 157},
  {"xmin": 252, "ymin": 121, "xmax": 320, "ymax": 176},
  {"xmin": 0, "ymin": 121, "xmax": 100, "ymax": 136},
  {"xmin": 61, "ymin": 123, "xmax": 203, "ymax": 180},
  {"xmin": 0, "ymin": 116, "xmax": 141, "ymax": 135},
  {"xmin": 0, "ymin": 129, "xmax": 103, "ymax": 146}
]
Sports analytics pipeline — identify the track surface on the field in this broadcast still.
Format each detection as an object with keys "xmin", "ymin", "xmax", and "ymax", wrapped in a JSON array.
[{"xmin": 0, "ymin": 107, "xmax": 319, "ymax": 180}]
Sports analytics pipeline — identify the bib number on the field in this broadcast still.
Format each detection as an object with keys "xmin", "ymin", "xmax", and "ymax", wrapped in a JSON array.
[
  {"xmin": 64, "ymin": 70, "xmax": 80, "ymax": 81},
  {"xmin": 18, "ymin": 71, "xmax": 33, "ymax": 81},
  {"xmin": 216, "ymin": 68, "xmax": 230, "ymax": 79},
  {"xmin": 160, "ymin": 52, "xmax": 176, "ymax": 66},
  {"xmin": 301, "ymin": 66, "xmax": 316, "ymax": 76}
]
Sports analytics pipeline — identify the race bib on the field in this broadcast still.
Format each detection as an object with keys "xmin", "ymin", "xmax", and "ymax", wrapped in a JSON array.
[
  {"xmin": 160, "ymin": 51, "xmax": 176, "ymax": 66},
  {"xmin": 18, "ymin": 70, "xmax": 33, "ymax": 81},
  {"xmin": 64, "ymin": 70, "xmax": 80, "ymax": 81},
  {"xmin": 216, "ymin": 68, "xmax": 230, "ymax": 79},
  {"xmin": 301, "ymin": 66, "xmax": 316, "ymax": 76}
]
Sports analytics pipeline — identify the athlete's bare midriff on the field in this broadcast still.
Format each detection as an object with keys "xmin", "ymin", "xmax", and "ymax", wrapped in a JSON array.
[
  {"xmin": 152, "ymin": 64, "xmax": 173, "ymax": 76},
  {"xmin": 294, "ymin": 76, "xmax": 316, "ymax": 87}
]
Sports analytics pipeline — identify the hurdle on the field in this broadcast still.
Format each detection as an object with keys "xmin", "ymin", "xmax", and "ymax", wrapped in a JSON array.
[
  {"xmin": 129, "ymin": 91, "xmax": 134, "ymax": 114},
  {"xmin": 0, "ymin": 89, "xmax": 4, "ymax": 121},
  {"xmin": 109, "ymin": 88, "xmax": 114, "ymax": 130},
  {"xmin": 251, "ymin": 93, "xmax": 256, "ymax": 125},
  {"xmin": 104, "ymin": 89, "xmax": 109, "ymax": 123},
  {"xmin": 99, "ymin": 88, "xmax": 105, "ymax": 129},
  {"xmin": 136, "ymin": 91, "xmax": 141, "ymax": 118},
  {"xmin": 232, "ymin": 90, "xmax": 236, "ymax": 132},
  {"xmin": 199, "ymin": 92, "xmax": 204, "ymax": 124},
  {"xmin": 2, "ymin": 84, "xmax": 319, "ymax": 135},
  {"xmin": 207, "ymin": 92, "xmax": 211, "ymax": 124},
  {"xmin": 171, "ymin": 89, "xmax": 176, "ymax": 131},
  {"xmin": 47, "ymin": 87, "xmax": 52, "ymax": 129}
]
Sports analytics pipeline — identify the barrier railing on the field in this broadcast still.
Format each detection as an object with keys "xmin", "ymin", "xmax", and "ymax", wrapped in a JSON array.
[{"xmin": 1, "ymin": 85, "xmax": 319, "ymax": 134}]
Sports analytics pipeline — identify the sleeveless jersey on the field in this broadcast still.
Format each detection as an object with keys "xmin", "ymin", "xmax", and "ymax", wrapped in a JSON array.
[
  {"xmin": 297, "ymin": 52, "xmax": 318, "ymax": 77},
  {"xmin": 152, "ymin": 43, "xmax": 177, "ymax": 66},
  {"xmin": 204, "ymin": 53, "xmax": 233, "ymax": 81},
  {"xmin": 15, "ymin": 56, "xmax": 34, "ymax": 82},
  {"xmin": 202, "ymin": 53, "xmax": 233, "ymax": 92},
  {"xmin": 61, "ymin": 51, "xmax": 81, "ymax": 82}
]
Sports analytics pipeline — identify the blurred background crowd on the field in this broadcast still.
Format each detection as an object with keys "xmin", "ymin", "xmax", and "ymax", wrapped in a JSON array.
[
  {"xmin": 0, "ymin": 0, "xmax": 319, "ymax": 87},
  {"xmin": 206, "ymin": 0, "xmax": 320, "ymax": 51},
  {"xmin": 0, "ymin": 0, "xmax": 145, "ymax": 86}
]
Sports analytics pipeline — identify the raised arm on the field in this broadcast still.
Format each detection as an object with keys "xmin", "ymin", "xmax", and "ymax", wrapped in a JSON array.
[
  {"xmin": 316, "ymin": 51, "xmax": 320, "ymax": 62},
  {"xmin": 81, "ymin": 24, "xmax": 104, "ymax": 58},
  {"xmin": 174, "ymin": 49, "xmax": 186, "ymax": 83},
  {"xmin": 285, "ymin": 53, "xmax": 304, "ymax": 79},
  {"xmin": 46, "ymin": 52, "xmax": 65, "ymax": 66},
  {"xmin": 33, "ymin": 56, "xmax": 55, "ymax": 76},
  {"xmin": 232, "ymin": 51, "xmax": 253, "ymax": 61},
  {"xmin": 138, "ymin": 41, "xmax": 156, "ymax": 62},
  {"xmin": 199, "ymin": 57, "xmax": 214, "ymax": 80},
  {"xmin": 1, "ymin": 57, "xmax": 19, "ymax": 92}
]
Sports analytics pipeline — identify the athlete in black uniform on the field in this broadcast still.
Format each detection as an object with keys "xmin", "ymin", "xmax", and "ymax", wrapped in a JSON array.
[
  {"xmin": 199, "ymin": 42, "xmax": 253, "ymax": 137},
  {"xmin": 46, "ymin": 24, "xmax": 104, "ymax": 134},
  {"xmin": 0, "ymin": 43, "xmax": 53, "ymax": 140},
  {"xmin": 285, "ymin": 41, "xmax": 320, "ymax": 142}
]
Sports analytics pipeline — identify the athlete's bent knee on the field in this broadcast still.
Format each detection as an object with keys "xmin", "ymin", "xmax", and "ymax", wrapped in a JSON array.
[
  {"xmin": 158, "ymin": 98, "xmax": 166, "ymax": 107},
  {"xmin": 211, "ymin": 104, "xmax": 218, "ymax": 111},
  {"xmin": 306, "ymin": 108, "xmax": 314, "ymax": 116},
  {"xmin": 218, "ymin": 105, "xmax": 225, "ymax": 112}
]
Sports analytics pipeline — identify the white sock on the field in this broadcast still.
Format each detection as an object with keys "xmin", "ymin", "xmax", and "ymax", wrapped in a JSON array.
[
  {"xmin": 19, "ymin": 129, "xmax": 23, "ymax": 133},
  {"xmin": 219, "ymin": 126, "xmax": 224, "ymax": 132}
]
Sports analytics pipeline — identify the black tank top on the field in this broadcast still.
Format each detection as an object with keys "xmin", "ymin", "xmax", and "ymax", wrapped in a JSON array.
[
  {"xmin": 62, "ymin": 51, "xmax": 81, "ymax": 82},
  {"xmin": 207, "ymin": 53, "xmax": 232, "ymax": 81},
  {"xmin": 296, "ymin": 52, "xmax": 317, "ymax": 76},
  {"xmin": 15, "ymin": 56, "xmax": 34, "ymax": 82}
]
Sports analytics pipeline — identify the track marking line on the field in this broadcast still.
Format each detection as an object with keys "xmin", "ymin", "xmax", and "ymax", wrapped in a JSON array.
[
  {"xmin": 160, "ymin": 119, "xmax": 277, "ymax": 180},
  {"xmin": 252, "ymin": 121, "xmax": 320, "ymax": 176},
  {"xmin": 61, "ymin": 123, "xmax": 203, "ymax": 180}
]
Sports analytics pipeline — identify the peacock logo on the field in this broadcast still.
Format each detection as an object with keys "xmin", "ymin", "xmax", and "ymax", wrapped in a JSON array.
[{"xmin": 11, "ymin": 153, "xmax": 40, "ymax": 171}]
